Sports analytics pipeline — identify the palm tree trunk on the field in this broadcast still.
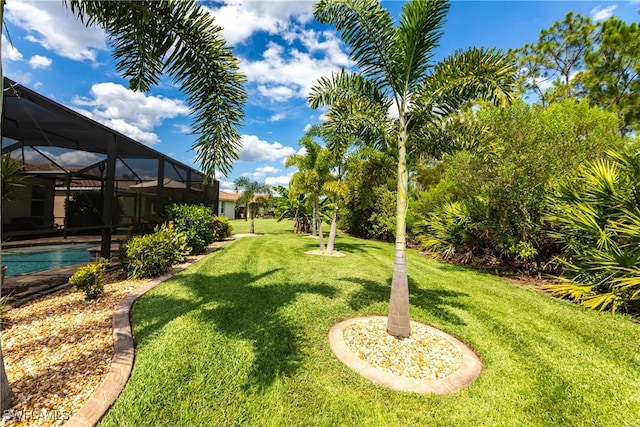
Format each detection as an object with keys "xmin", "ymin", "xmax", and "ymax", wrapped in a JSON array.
[
  {"xmin": 0, "ymin": 0, "xmax": 13, "ymax": 410},
  {"xmin": 327, "ymin": 201, "xmax": 339, "ymax": 252},
  {"xmin": 249, "ymin": 206, "xmax": 255, "ymax": 234},
  {"xmin": 387, "ymin": 116, "xmax": 411, "ymax": 338},
  {"xmin": 315, "ymin": 194, "xmax": 325, "ymax": 251},
  {"xmin": 311, "ymin": 202, "xmax": 317, "ymax": 236}
]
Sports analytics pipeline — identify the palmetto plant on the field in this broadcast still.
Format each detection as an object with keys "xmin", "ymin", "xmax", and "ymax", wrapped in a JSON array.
[
  {"xmin": 544, "ymin": 146, "xmax": 640, "ymax": 313},
  {"xmin": 310, "ymin": 0, "xmax": 515, "ymax": 337}
]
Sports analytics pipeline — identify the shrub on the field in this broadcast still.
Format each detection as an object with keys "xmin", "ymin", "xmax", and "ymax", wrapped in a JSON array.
[
  {"xmin": 119, "ymin": 224, "xmax": 191, "ymax": 279},
  {"xmin": 543, "ymin": 146, "xmax": 640, "ymax": 313},
  {"xmin": 162, "ymin": 204, "xmax": 216, "ymax": 254},
  {"xmin": 212, "ymin": 215, "xmax": 232, "ymax": 240},
  {"xmin": 69, "ymin": 258, "xmax": 109, "ymax": 299}
]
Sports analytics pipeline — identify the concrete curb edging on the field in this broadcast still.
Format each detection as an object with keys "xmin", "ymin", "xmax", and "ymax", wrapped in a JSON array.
[
  {"xmin": 63, "ymin": 241, "xmax": 229, "ymax": 427},
  {"xmin": 328, "ymin": 316, "xmax": 483, "ymax": 394}
]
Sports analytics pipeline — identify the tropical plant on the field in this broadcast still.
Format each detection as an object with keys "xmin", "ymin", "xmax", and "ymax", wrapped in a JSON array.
[
  {"xmin": 274, "ymin": 186, "xmax": 312, "ymax": 233},
  {"xmin": 285, "ymin": 126, "xmax": 335, "ymax": 250},
  {"xmin": 69, "ymin": 258, "xmax": 109, "ymax": 299},
  {"xmin": 0, "ymin": 154, "xmax": 26, "ymax": 203},
  {"xmin": 161, "ymin": 203, "xmax": 216, "ymax": 255},
  {"xmin": 544, "ymin": 145, "xmax": 640, "ymax": 313},
  {"xmin": 233, "ymin": 177, "xmax": 272, "ymax": 234},
  {"xmin": 310, "ymin": 0, "xmax": 515, "ymax": 337},
  {"xmin": 119, "ymin": 223, "xmax": 191, "ymax": 279}
]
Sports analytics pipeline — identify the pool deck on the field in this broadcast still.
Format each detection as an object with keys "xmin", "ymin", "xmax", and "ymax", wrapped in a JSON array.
[{"xmin": 1, "ymin": 235, "xmax": 124, "ymax": 306}]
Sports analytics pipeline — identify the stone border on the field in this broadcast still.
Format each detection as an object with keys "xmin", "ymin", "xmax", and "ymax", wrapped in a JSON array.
[
  {"xmin": 64, "ymin": 241, "xmax": 229, "ymax": 427},
  {"xmin": 328, "ymin": 316, "xmax": 482, "ymax": 394}
]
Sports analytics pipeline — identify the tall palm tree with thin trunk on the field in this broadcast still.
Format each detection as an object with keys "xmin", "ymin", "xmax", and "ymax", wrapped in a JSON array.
[
  {"xmin": 0, "ymin": 0, "xmax": 246, "ymax": 410},
  {"xmin": 285, "ymin": 127, "xmax": 335, "ymax": 251},
  {"xmin": 234, "ymin": 177, "xmax": 272, "ymax": 234},
  {"xmin": 310, "ymin": 0, "xmax": 515, "ymax": 337}
]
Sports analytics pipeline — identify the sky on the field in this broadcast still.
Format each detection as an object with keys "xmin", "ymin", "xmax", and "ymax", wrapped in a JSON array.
[{"xmin": 2, "ymin": 0, "xmax": 639, "ymax": 192}]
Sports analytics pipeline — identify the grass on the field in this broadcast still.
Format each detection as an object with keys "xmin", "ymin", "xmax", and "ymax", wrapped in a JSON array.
[{"xmin": 101, "ymin": 218, "xmax": 640, "ymax": 426}]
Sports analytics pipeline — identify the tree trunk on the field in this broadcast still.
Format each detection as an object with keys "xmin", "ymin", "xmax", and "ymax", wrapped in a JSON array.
[
  {"xmin": 0, "ymin": 1, "xmax": 14, "ymax": 411},
  {"xmin": 249, "ymin": 207, "xmax": 255, "ymax": 234},
  {"xmin": 311, "ymin": 201, "xmax": 317, "ymax": 236},
  {"xmin": 327, "ymin": 202, "xmax": 339, "ymax": 252},
  {"xmin": 315, "ymin": 194, "xmax": 325, "ymax": 251},
  {"xmin": 387, "ymin": 115, "xmax": 411, "ymax": 338},
  {"xmin": 0, "ymin": 351, "xmax": 10, "ymax": 411}
]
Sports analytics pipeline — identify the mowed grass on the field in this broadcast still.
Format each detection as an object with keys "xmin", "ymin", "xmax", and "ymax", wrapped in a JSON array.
[{"xmin": 101, "ymin": 219, "xmax": 640, "ymax": 426}]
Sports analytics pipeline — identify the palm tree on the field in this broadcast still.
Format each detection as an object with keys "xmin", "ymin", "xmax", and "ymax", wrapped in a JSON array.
[
  {"xmin": 285, "ymin": 127, "xmax": 335, "ymax": 251},
  {"xmin": 274, "ymin": 186, "xmax": 312, "ymax": 234},
  {"xmin": 0, "ymin": 0, "xmax": 246, "ymax": 410},
  {"xmin": 310, "ymin": 0, "xmax": 515, "ymax": 337},
  {"xmin": 233, "ymin": 177, "xmax": 272, "ymax": 234}
]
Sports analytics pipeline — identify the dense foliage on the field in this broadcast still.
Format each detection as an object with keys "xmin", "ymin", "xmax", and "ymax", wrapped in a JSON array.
[
  {"xmin": 161, "ymin": 204, "xmax": 217, "ymax": 255},
  {"xmin": 119, "ymin": 224, "xmax": 191, "ymax": 279},
  {"xmin": 544, "ymin": 145, "xmax": 640, "ymax": 313},
  {"xmin": 413, "ymin": 100, "xmax": 623, "ymax": 270}
]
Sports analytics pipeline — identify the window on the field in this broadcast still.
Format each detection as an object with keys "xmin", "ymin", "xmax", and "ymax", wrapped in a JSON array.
[{"xmin": 31, "ymin": 184, "xmax": 45, "ymax": 216}]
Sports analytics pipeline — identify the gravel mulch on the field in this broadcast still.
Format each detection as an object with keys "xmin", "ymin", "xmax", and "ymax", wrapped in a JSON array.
[
  {"xmin": 1, "ymin": 271, "xmax": 151, "ymax": 426},
  {"xmin": 342, "ymin": 318, "xmax": 463, "ymax": 380}
]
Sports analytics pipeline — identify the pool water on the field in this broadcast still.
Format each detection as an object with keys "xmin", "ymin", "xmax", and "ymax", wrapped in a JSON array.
[{"xmin": 1, "ymin": 244, "xmax": 93, "ymax": 276}]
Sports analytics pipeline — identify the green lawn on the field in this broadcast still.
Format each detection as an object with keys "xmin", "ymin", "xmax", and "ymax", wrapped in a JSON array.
[{"xmin": 101, "ymin": 219, "xmax": 640, "ymax": 426}]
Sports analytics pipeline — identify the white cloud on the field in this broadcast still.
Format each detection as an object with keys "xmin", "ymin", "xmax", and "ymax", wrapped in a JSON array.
[
  {"xmin": 2, "ymin": 35, "xmax": 23, "ymax": 61},
  {"xmin": 71, "ymin": 82, "xmax": 190, "ymax": 146},
  {"xmin": 265, "ymin": 172, "xmax": 295, "ymax": 187},
  {"xmin": 254, "ymin": 165, "xmax": 280, "ymax": 176},
  {"xmin": 204, "ymin": 1, "xmax": 313, "ymax": 45},
  {"xmin": 591, "ymin": 5, "xmax": 617, "ymax": 21},
  {"xmin": 270, "ymin": 113, "xmax": 285, "ymax": 122},
  {"xmin": 238, "ymin": 134, "xmax": 295, "ymax": 161},
  {"xmin": 23, "ymin": 148, "xmax": 102, "ymax": 168},
  {"xmin": 5, "ymin": 0, "xmax": 107, "ymax": 63},
  {"xmin": 240, "ymin": 30, "xmax": 353, "ymax": 102},
  {"xmin": 303, "ymin": 123, "xmax": 313, "ymax": 132},
  {"xmin": 29, "ymin": 55, "xmax": 52, "ymax": 69}
]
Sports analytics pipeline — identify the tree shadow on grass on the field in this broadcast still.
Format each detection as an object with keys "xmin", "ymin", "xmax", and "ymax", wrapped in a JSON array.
[
  {"xmin": 346, "ymin": 275, "xmax": 469, "ymax": 326},
  {"xmin": 133, "ymin": 269, "xmax": 338, "ymax": 390}
]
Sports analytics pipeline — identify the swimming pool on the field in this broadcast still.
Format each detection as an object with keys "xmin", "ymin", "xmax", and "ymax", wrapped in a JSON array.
[{"xmin": 1, "ymin": 244, "xmax": 94, "ymax": 276}]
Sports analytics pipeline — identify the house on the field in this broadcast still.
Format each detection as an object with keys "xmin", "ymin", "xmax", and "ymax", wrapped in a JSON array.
[
  {"xmin": 218, "ymin": 190, "xmax": 241, "ymax": 220},
  {"xmin": 218, "ymin": 191, "xmax": 274, "ymax": 220}
]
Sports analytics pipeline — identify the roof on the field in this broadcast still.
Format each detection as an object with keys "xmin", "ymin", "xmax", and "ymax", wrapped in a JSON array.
[{"xmin": 219, "ymin": 190, "xmax": 242, "ymax": 201}]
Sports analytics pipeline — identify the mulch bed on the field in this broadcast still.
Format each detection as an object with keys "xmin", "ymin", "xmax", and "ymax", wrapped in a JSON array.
[{"xmin": 1, "ymin": 271, "xmax": 150, "ymax": 426}]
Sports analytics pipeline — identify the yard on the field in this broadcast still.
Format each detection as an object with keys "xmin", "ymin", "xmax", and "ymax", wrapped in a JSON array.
[{"xmin": 100, "ymin": 218, "xmax": 640, "ymax": 426}]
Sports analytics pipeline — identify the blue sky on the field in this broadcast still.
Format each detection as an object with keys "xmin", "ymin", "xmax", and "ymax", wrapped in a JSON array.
[{"xmin": 2, "ymin": 1, "xmax": 639, "ymax": 191}]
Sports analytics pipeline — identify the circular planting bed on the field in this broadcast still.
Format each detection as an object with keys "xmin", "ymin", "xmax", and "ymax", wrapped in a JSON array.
[{"xmin": 328, "ymin": 316, "xmax": 482, "ymax": 394}]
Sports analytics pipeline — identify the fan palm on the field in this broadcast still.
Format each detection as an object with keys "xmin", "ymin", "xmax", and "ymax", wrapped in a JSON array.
[
  {"xmin": 0, "ymin": 0, "xmax": 246, "ymax": 409},
  {"xmin": 310, "ymin": 0, "xmax": 515, "ymax": 337}
]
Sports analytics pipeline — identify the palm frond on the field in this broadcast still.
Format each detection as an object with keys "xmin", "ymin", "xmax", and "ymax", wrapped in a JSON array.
[
  {"xmin": 313, "ymin": 0, "xmax": 396, "ymax": 89},
  {"xmin": 415, "ymin": 47, "xmax": 516, "ymax": 117},
  {"xmin": 67, "ymin": 0, "xmax": 247, "ymax": 178},
  {"xmin": 393, "ymin": 0, "xmax": 449, "ymax": 93}
]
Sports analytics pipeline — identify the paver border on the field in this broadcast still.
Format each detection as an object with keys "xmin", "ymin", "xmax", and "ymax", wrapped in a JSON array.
[
  {"xmin": 63, "ymin": 240, "xmax": 230, "ymax": 427},
  {"xmin": 328, "ymin": 316, "xmax": 482, "ymax": 394}
]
